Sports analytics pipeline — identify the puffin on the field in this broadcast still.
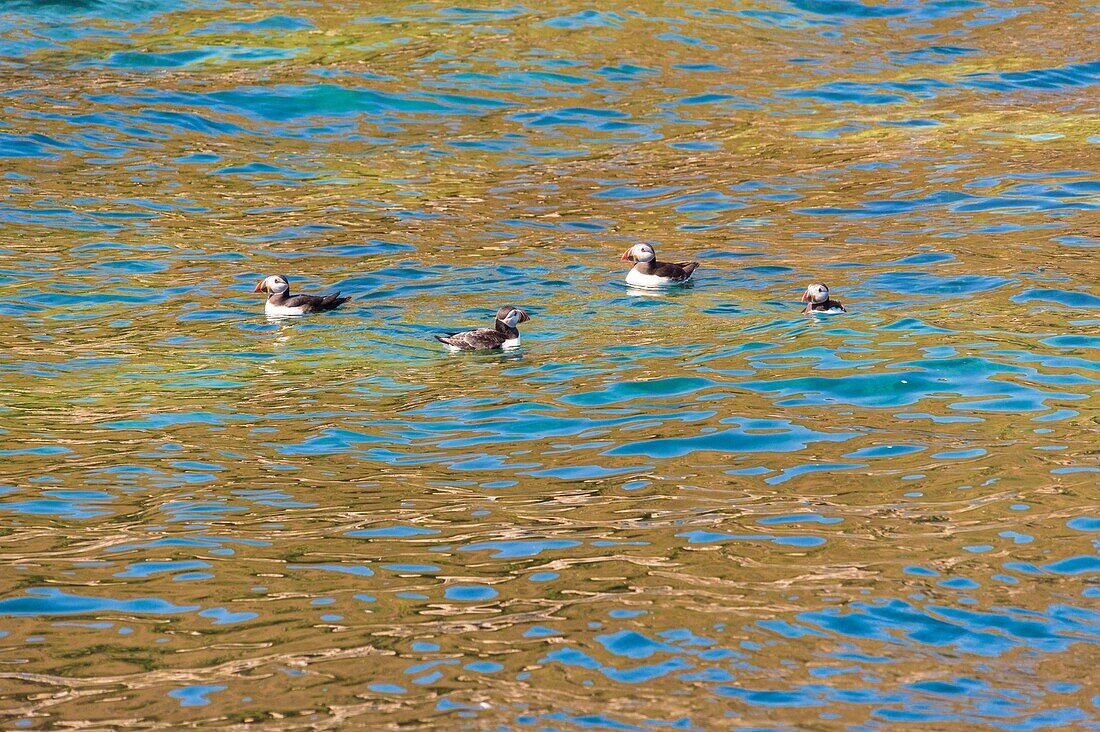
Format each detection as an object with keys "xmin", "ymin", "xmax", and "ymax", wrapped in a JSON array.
[
  {"xmin": 435, "ymin": 306, "xmax": 530, "ymax": 351},
  {"xmin": 801, "ymin": 283, "xmax": 846, "ymax": 313},
  {"xmin": 620, "ymin": 243, "xmax": 698, "ymax": 287},
  {"xmin": 253, "ymin": 274, "xmax": 349, "ymax": 316}
]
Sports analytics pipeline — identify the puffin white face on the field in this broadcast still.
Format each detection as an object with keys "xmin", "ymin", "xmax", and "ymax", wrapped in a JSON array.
[
  {"xmin": 499, "ymin": 307, "xmax": 529, "ymax": 327},
  {"xmin": 255, "ymin": 275, "xmax": 289, "ymax": 295},
  {"xmin": 621, "ymin": 243, "xmax": 656, "ymax": 263},
  {"xmin": 802, "ymin": 283, "xmax": 829, "ymax": 304}
]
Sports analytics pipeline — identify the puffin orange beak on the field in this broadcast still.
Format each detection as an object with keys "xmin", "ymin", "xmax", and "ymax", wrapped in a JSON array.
[
  {"xmin": 517, "ymin": 309, "xmax": 530, "ymax": 323},
  {"xmin": 254, "ymin": 280, "xmax": 266, "ymax": 293},
  {"xmin": 621, "ymin": 248, "xmax": 635, "ymax": 262},
  {"xmin": 800, "ymin": 289, "xmax": 811, "ymax": 303}
]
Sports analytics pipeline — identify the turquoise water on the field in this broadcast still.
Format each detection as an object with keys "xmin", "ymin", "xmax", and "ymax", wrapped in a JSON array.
[{"xmin": 0, "ymin": 0, "xmax": 1097, "ymax": 728}]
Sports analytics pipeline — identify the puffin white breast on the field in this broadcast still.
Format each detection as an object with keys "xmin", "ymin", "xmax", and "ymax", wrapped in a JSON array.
[
  {"xmin": 266, "ymin": 302, "xmax": 307, "ymax": 316},
  {"xmin": 626, "ymin": 268, "xmax": 691, "ymax": 288}
]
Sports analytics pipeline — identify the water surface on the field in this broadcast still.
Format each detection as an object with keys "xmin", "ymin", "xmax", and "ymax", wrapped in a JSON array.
[{"xmin": 0, "ymin": 0, "xmax": 1097, "ymax": 728}]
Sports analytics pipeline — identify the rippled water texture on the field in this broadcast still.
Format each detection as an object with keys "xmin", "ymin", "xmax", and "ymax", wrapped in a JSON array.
[{"xmin": 0, "ymin": 0, "xmax": 1098, "ymax": 728}]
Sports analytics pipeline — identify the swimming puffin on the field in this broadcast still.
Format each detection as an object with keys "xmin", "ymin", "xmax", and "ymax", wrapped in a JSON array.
[
  {"xmin": 435, "ymin": 306, "xmax": 530, "ymax": 351},
  {"xmin": 801, "ymin": 283, "xmax": 846, "ymax": 313},
  {"xmin": 620, "ymin": 243, "xmax": 698, "ymax": 287},
  {"xmin": 253, "ymin": 274, "xmax": 349, "ymax": 316}
]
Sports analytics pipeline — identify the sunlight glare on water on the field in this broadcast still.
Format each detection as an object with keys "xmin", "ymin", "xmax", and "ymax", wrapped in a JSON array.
[{"xmin": 0, "ymin": 0, "xmax": 1097, "ymax": 728}]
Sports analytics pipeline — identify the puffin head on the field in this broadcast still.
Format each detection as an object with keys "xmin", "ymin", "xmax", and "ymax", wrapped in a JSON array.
[
  {"xmin": 802, "ymin": 283, "xmax": 830, "ymax": 304},
  {"xmin": 621, "ymin": 243, "xmax": 656, "ymax": 263},
  {"xmin": 255, "ymin": 274, "xmax": 290, "ymax": 295},
  {"xmin": 495, "ymin": 305, "xmax": 530, "ymax": 327}
]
